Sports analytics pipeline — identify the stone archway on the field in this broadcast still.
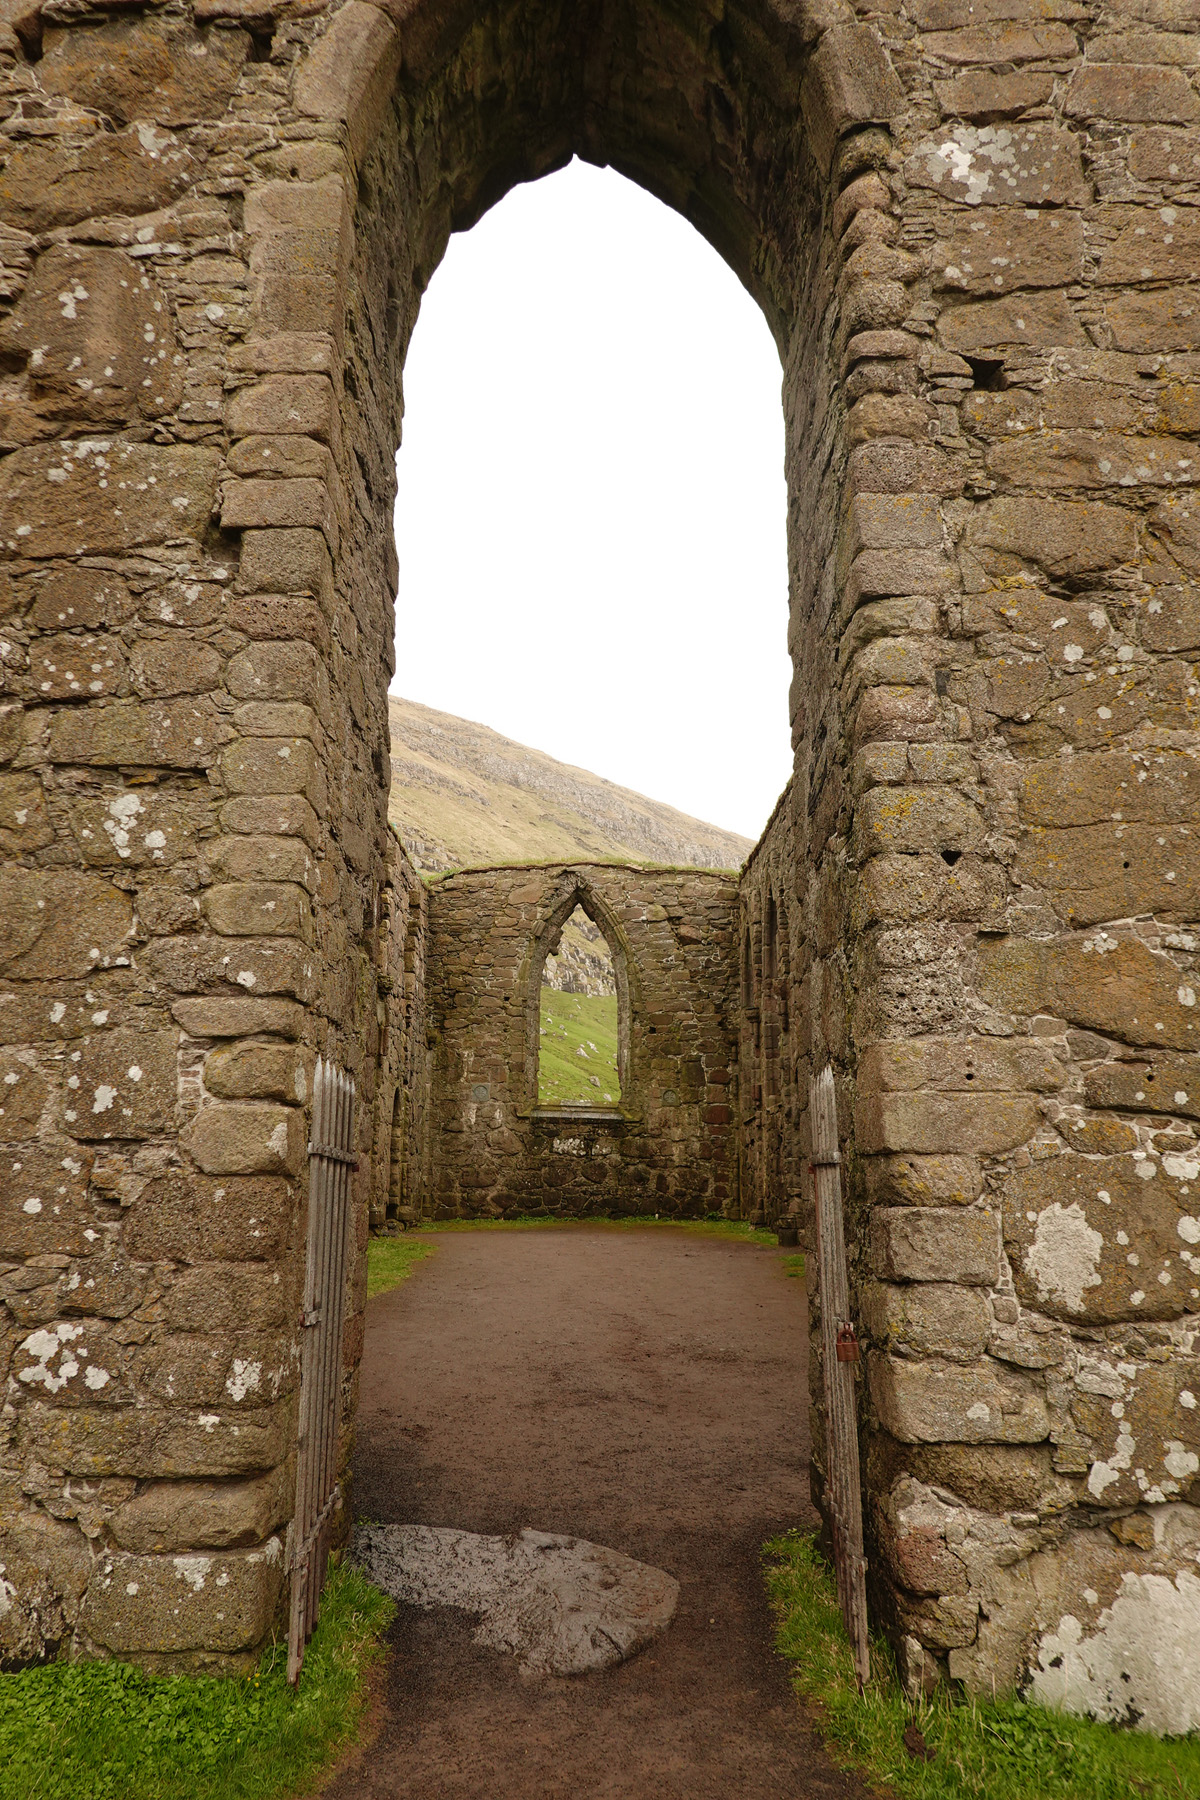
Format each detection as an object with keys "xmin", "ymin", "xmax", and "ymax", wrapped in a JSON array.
[{"xmin": 2, "ymin": 0, "xmax": 1200, "ymax": 1735}]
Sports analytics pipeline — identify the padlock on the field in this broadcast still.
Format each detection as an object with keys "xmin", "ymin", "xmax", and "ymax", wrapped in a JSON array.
[{"xmin": 836, "ymin": 1323, "xmax": 860, "ymax": 1363}]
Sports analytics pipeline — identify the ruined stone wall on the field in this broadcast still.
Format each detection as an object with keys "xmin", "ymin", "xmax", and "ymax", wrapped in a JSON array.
[
  {"xmin": 425, "ymin": 863, "xmax": 740, "ymax": 1219},
  {"xmin": 364, "ymin": 832, "xmax": 429, "ymax": 1233},
  {"xmin": 737, "ymin": 780, "xmax": 812, "ymax": 1230},
  {"xmin": 0, "ymin": 0, "xmax": 1197, "ymax": 1724}
]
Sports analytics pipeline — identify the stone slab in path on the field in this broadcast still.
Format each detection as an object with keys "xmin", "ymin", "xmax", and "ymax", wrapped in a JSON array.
[{"xmin": 352, "ymin": 1522, "xmax": 680, "ymax": 1675}]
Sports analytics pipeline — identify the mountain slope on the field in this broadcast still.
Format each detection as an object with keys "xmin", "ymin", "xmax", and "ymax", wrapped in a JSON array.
[{"xmin": 387, "ymin": 695, "xmax": 753, "ymax": 873}]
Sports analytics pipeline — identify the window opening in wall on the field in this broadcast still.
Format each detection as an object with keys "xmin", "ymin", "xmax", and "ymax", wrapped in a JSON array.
[
  {"xmin": 538, "ymin": 905, "xmax": 620, "ymax": 1106},
  {"xmin": 387, "ymin": 1086, "xmax": 405, "ymax": 1220}
]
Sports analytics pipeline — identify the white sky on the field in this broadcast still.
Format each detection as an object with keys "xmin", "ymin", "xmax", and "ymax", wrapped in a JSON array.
[{"xmin": 391, "ymin": 158, "xmax": 793, "ymax": 843}]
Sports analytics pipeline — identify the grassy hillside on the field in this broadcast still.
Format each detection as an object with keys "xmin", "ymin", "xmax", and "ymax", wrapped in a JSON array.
[
  {"xmin": 538, "ymin": 992, "xmax": 620, "ymax": 1106},
  {"xmin": 387, "ymin": 695, "xmax": 753, "ymax": 873}
]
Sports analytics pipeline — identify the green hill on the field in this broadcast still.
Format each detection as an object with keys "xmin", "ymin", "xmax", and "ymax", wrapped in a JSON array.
[
  {"xmin": 538, "ymin": 992, "xmax": 620, "ymax": 1106},
  {"xmin": 387, "ymin": 695, "xmax": 752, "ymax": 873}
]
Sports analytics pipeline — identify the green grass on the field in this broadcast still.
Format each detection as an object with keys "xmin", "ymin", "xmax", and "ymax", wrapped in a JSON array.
[
  {"xmin": 537, "ymin": 989, "xmax": 619, "ymax": 1105},
  {"xmin": 0, "ymin": 1562, "xmax": 395, "ymax": 1800},
  {"xmin": 765, "ymin": 1530, "xmax": 1200, "ymax": 1800},
  {"xmin": 365, "ymin": 1234, "xmax": 435, "ymax": 1298}
]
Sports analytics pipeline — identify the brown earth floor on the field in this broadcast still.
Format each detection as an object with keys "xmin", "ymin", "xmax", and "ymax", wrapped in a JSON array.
[{"xmin": 324, "ymin": 1225, "xmax": 874, "ymax": 1800}]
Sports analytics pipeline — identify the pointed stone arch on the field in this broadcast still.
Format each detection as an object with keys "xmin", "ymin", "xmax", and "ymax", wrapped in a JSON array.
[{"xmin": 523, "ymin": 869, "xmax": 637, "ymax": 1111}]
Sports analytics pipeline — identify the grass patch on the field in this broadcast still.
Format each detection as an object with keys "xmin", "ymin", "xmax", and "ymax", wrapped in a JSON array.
[
  {"xmin": 365, "ymin": 1234, "xmax": 435, "ymax": 1298},
  {"xmin": 537, "ymin": 990, "xmax": 620, "ymax": 1105},
  {"xmin": 413, "ymin": 1213, "xmax": 781, "ymax": 1246},
  {"xmin": 0, "ymin": 1562, "xmax": 395, "ymax": 1800},
  {"xmin": 765, "ymin": 1530, "xmax": 1200, "ymax": 1800}
]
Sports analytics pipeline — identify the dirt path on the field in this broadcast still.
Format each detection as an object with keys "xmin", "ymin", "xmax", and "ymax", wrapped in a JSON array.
[{"xmin": 326, "ymin": 1226, "xmax": 872, "ymax": 1800}]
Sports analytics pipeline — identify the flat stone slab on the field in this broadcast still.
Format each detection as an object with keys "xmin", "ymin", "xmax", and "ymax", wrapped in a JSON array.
[{"xmin": 351, "ymin": 1523, "xmax": 679, "ymax": 1676}]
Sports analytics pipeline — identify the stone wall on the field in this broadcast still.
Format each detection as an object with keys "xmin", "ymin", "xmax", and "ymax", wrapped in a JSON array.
[
  {"xmin": 365, "ymin": 831, "xmax": 429, "ymax": 1232},
  {"xmin": 0, "ymin": 0, "xmax": 1197, "ymax": 1724},
  {"xmin": 424, "ymin": 863, "xmax": 739, "ymax": 1219},
  {"xmin": 738, "ymin": 780, "xmax": 811, "ymax": 1232}
]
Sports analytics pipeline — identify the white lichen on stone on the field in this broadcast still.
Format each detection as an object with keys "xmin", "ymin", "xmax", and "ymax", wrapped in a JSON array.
[
  {"xmin": 1031, "ymin": 1570, "xmax": 1200, "ymax": 1735},
  {"xmin": 1024, "ymin": 1202, "xmax": 1102, "ymax": 1313}
]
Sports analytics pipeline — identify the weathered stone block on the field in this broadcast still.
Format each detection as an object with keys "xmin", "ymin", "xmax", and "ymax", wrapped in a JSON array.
[
  {"xmin": 845, "ymin": 494, "xmax": 941, "ymax": 557},
  {"xmin": 863, "ymin": 1280, "xmax": 990, "ymax": 1359},
  {"xmin": 0, "ymin": 246, "xmax": 181, "ymax": 423},
  {"xmin": 172, "ymin": 997, "xmax": 306, "ymax": 1039},
  {"xmin": 939, "ymin": 291, "xmax": 1088, "ymax": 352},
  {"xmin": 49, "ymin": 699, "xmax": 231, "ymax": 770},
  {"xmin": 933, "ymin": 210, "xmax": 1084, "ymax": 293},
  {"xmin": 904, "ymin": 123, "xmax": 1089, "ymax": 207},
  {"xmin": 1106, "ymin": 290, "xmax": 1200, "ymax": 353},
  {"xmin": 183, "ymin": 1103, "xmax": 304, "ymax": 1176},
  {"xmin": 800, "ymin": 24, "xmax": 905, "ymax": 171},
  {"xmin": 1130, "ymin": 125, "xmax": 1200, "ymax": 180},
  {"xmin": 1003, "ymin": 1154, "xmax": 1200, "ymax": 1323},
  {"xmin": 846, "ymin": 549, "xmax": 958, "ymax": 607},
  {"xmin": 69, "ymin": 789, "xmax": 200, "ymax": 871},
  {"xmin": 81, "ymin": 1539, "xmax": 283, "ymax": 1656},
  {"xmin": 0, "ymin": 868, "xmax": 131, "ymax": 979},
  {"xmin": 29, "ymin": 632, "xmax": 125, "ymax": 701},
  {"xmin": 131, "ymin": 640, "xmax": 222, "ymax": 699},
  {"xmin": 0, "ymin": 1141, "xmax": 92, "ymax": 1258},
  {"xmin": 110, "ymin": 1469, "xmax": 290, "ymax": 1553},
  {"xmin": 933, "ymin": 71, "xmax": 1055, "ymax": 116},
  {"xmin": 225, "ymin": 641, "xmax": 323, "ymax": 704},
  {"xmin": 962, "ymin": 496, "xmax": 1136, "ymax": 582},
  {"xmin": 221, "ymin": 794, "xmax": 321, "ymax": 849},
  {"xmin": 0, "ymin": 127, "xmax": 196, "ymax": 233},
  {"xmin": 871, "ymin": 1357, "xmax": 1050, "ymax": 1443},
  {"xmin": 221, "ymin": 477, "xmax": 338, "ymax": 551},
  {"xmin": 859, "ymin": 1091, "xmax": 1042, "ymax": 1154},
  {"xmin": 1066, "ymin": 63, "xmax": 1200, "ymax": 122},
  {"xmin": 138, "ymin": 1332, "xmax": 293, "ymax": 1411},
  {"xmin": 862, "ymin": 1036, "xmax": 1065, "ymax": 1094},
  {"xmin": 202, "ymin": 881, "xmax": 312, "ymax": 941},
  {"xmin": 977, "ymin": 933, "xmax": 1200, "ymax": 1052},
  {"xmin": 163, "ymin": 1262, "xmax": 291, "ymax": 1334},
  {"xmin": 1073, "ymin": 1360, "xmax": 1200, "ymax": 1506},
  {"xmin": 19, "ymin": 1396, "xmax": 294, "ymax": 1479},
  {"xmin": 204, "ymin": 1042, "xmax": 311, "ymax": 1105},
  {"xmin": 221, "ymin": 737, "xmax": 326, "ymax": 808},
  {"xmin": 0, "ymin": 443, "xmax": 218, "ymax": 558},
  {"xmin": 70, "ymin": 1028, "xmax": 177, "ymax": 1142},
  {"xmin": 227, "ymin": 375, "xmax": 337, "ymax": 443},
  {"xmin": 863, "ymin": 1152, "xmax": 982, "ymax": 1207},
  {"xmin": 871, "ymin": 1207, "xmax": 1001, "ymax": 1284},
  {"xmin": 0, "ymin": 1051, "xmax": 48, "ymax": 1142},
  {"xmin": 207, "ymin": 836, "xmax": 317, "ymax": 890},
  {"xmin": 124, "ymin": 1171, "xmax": 294, "ymax": 1264},
  {"xmin": 1084, "ymin": 1053, "xmax": 1200, "ymax": 1122},
  {"xmin": 855, "ymin": 785, "xmax": 985, "ymax": 858},
  {"xmin": 39, "ymin": 19, "xmax": 249, "ymax": 126},
  {"xmin": 238, "ymin": 528, "xmax": 332, "ymax": 602},
  {"xmin": 0, "ymin": 1510, "xmax": 90, "ymax": 1663}
]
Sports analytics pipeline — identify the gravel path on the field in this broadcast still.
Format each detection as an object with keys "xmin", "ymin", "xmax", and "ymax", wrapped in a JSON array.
[{"xmin": 324, "ymin": 1225, "xmax": 873, "ymax": 1800}]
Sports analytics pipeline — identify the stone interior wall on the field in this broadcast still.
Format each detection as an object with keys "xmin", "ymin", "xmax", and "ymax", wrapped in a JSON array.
[
  {"xmin": 424, "ymin": 863, "xmax": 740, "ymax": 1220},
  {"xmin": 0, "ymin": 0, "xmax": 1196, "ymax": 1728},
  {"xmin": 364, "ymin": 831, "xmax": 429, "ymax": 1234},
  {"xmin": 737, "ymin": 780, "xmax": 811, "ymax": 1231}
]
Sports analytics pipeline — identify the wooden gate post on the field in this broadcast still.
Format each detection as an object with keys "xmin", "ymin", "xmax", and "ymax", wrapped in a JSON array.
[
  {"xmin": 810, "ymin": 1065, "xmax": 870, "ymax": 1688},
  {"xmin": 287, "ymin": 1057, "xmax": 357, "ymax": 1685}
]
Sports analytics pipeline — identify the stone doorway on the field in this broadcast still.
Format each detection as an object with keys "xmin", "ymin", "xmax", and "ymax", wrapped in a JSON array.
[{"xmin": 3, "ymin": 0, "xmax": 1200, "ymax": 1735}]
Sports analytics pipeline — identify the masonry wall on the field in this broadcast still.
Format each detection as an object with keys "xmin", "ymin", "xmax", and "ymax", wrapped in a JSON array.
[
  {"xmin": 0, "ymin": 0, "xmax": 1198, "ymax": 1725},
  {"xmin": 425, "ymin": 863, "xmax": 740, "ymax": 1220}
]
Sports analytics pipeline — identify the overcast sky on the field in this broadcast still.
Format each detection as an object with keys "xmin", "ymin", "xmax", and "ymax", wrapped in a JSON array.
[{"xmin": 391, "ymin": 158, "xmax": 792, "ymax": 843}]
